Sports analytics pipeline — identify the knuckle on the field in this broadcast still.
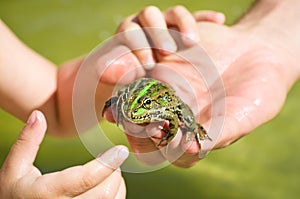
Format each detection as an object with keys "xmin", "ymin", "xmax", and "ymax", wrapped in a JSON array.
[
  {"xmin": 180, "ymin": 14, "xmax": 195, "ymax": 25},
  {"xmin": 79, "ymin": 174, "xmax": 97, "ymax": 190},
  {"xmin": 116, "ymin": 15, "xmax": 138, "ymax": 33},
  {"xmin": 117, "ymin": 20, "xmax": 132, "ymax": 33},
  {"xmin": 140, "ymin": 6, "xmax": 160, "ymax": 18},
  {"xmin": 171, "ymin": 5, "xmax": 187, "ymax": 14},
  {"xmin": 121, "ymin": 27, "xmax": 139, "ymax": 43},
  {"xmin": 136, "ymin": 49, "xmax": 151, "ymax": 58},
  {"xmin": 31, "ymin": 191, "xmax": 52, "ymax": 199},
  {"xmin": 120, "ymin": 27, "xmax": 148, "ymax": 49},
  {"xmin": 14, "ymin": 179, "xmax": 53, "ymax": 199},
  {"xmin": 116, "ymin": 22, "xmax": 126, "ymax": 33}
]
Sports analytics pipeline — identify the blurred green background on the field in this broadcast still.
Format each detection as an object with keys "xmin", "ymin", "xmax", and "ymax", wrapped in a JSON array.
[{"xmin": 1, "ymin": 0, "xmax": 300, "ymax": 198}]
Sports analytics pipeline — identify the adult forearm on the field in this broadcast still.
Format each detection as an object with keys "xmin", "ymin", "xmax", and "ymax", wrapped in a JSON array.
[
  {"xmin": 235, "ymin": 0, "xmax": 300, "ymax": 85},
  {"xmin": 238, "ymin": 0, "xmax": 300, "ymax": 56}
]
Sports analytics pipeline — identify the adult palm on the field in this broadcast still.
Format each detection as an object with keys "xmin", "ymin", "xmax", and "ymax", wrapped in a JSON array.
[
  {"xmin": 102, "ymin": 22, "xmax": 293, "ymax": 168},
  {"xmin": 133, "ymin": 22, "xmax": 292, "ymax": 167}
]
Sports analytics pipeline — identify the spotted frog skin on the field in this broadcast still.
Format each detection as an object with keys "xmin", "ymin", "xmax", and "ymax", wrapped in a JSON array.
[{"xmin": 102, "ymin": 78, "xmax": 211, "ymax": 148}]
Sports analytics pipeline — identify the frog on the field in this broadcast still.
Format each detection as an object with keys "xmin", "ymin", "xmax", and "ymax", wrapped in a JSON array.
[{"xmin": 102, "ymin": 77, "xmax": 211, "ymax": 150}]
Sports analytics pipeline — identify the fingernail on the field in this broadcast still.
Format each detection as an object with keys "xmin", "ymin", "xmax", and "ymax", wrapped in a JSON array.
[
  {"xmin": 143, "ymin": 57, "xmax": 156, "ymax": 70},
  {"xmin": 182, "ymin": 32, "xmax": 198, "ymax": 46},
  {"xmin": 97, "ymin": 145, "xmax": 129, "ymax": 169},
  {"xmin": 35, "ymin": 111, "xmax": 43, "ymax": 123},
  {"xmin": 185, "ymin": 32, "xmax": 196, "ymax": 41},
  {"xmin": 26, "ymin": 111, "xmax": 37, "ymax": 126},
  {"xmin": 216, "ymin": 13, "xmax": 225, "ymax": 23}
]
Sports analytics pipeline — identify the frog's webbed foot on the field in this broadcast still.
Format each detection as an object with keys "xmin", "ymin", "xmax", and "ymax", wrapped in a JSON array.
[
  {"xmin": 198, "ymin": 124, "xmax": 212, "ymax": 141},
  {"xmin": 185, "ymin": 131, "xmax": 195, "ymax": 142},
  {"xmin": 184, "ymin": 125, "xmax": 211, "ymax": 148}
]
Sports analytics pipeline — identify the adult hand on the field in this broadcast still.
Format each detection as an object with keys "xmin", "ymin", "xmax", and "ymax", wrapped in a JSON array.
[
  {"xmin": 101, "ymin": 6, "xmax": 226, "ymax": 168},
  {"xmin": 0, "ymin": 110, "xmax": 128, "ymax": 199},
  {"xmin": 103, "ymin": 2, "xmax": 300, "ymax": 168},
  {"xmin": 138, "ymin": 11, "xmax": 297, "ymax": 167},
  {"xmin": 98, "ymin": 6, "xmax": 225, "ymax": 84}
]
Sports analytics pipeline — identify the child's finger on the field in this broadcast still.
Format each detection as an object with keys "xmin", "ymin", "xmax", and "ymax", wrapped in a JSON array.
[
  {"xmin": 193, "ymin": 10, "xmax": 226, "ymax": 24},
  {"xmin": 45, "ymin": 145, "xmax": 129, "ymax": 197},
  {"xmin": 74, "ymin": 171, "xmax": 124, "ymax": 199},
  {"xmin": 115, "ymin": 178, "xmax": 127, "ymax": 199},
  {"xmin": 2, "ymin": 110, "xmax": 46, "ymax": 175}
]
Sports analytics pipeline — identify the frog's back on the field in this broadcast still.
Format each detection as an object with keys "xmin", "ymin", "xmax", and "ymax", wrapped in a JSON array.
[{"xmin": 118, "ymin": 78, "xmax": 155, "ymax": 96}]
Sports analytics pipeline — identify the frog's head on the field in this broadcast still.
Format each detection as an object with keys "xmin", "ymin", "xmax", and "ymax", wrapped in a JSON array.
[
  {"xmin": 129, "ymin": 96, "xmax": 152, "ymax": 115},
  {"xmin": 128, "ymin": 91, "xmax": 174, "ymax": 119},
  {"xmin": 123, "ymin": 78, "xmax": 177, "ymax": 122},
  {"xmin": 126, "ymin": 80, "xmax": 159, "ymax": 120}
]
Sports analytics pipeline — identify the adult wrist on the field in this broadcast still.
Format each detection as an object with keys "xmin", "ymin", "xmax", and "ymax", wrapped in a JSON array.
[{"xmin": 234, "ymin": 0, "xmax": 300, "ymax": 84}]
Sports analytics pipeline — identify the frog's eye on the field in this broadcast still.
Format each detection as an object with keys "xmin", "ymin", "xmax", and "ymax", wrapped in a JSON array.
[{"xmin": 143, "ymin": 98, "xmax": 151, "ymax": 108}]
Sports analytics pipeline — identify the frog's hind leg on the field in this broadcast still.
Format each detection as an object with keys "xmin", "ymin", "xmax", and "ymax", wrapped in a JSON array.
[
  {"xmin": 155, "ymin": 114, "xmax": 178, "ymax": 154},
  {"xmin": 157, "ymin": 125, "xmax": 174, "ymax": 146},
  {"xmin": 156, "ymin": 126, "xmax": 173, "ymax": 154},
  {"xmin": 197, "ymin": 124, "xmax": 212, "ymax": 142},
  {"xmin": 102, "ymin": 96, "xmax": 118, "ymax": 117}
]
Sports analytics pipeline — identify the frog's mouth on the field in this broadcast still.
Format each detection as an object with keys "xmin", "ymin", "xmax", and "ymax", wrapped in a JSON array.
[
  {"xmin": 123, "ymin": 119, "xmax": 169, "ymax": 139},
  {"xmin": 146, "ymin": 121, "xmax": 170, "ymax": 145}
]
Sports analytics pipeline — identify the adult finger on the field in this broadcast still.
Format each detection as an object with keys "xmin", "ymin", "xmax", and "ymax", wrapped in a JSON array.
[
  {"xmin": 74, "ymin": 170, "xmax": 124, "ymax": 199},
  {"xmin": 2, "ymin": 110, "xmax": 46, "ymax": 175},
  {"xmin": 164, "ymin": 5, "xmax": 201, "ymax": 46},
  {"xmin": 146, "ymin": 124, "xmax": 201, "ymax": 168},
  {"xmin": 193, "ymin": 10, "xmax": 226, "ymax": 24},
  {"xmin": 44, "ymin": 145, "xmax": 129, "ymax": 197},
  {"xmin": 137, "ymin": 6, "xmax": 177, "ymax": 55},
  {"xmin": 165, "ymin": 7, "xmax": 225, "ymax": 46},
  {"xmin": 117, "ymin": 15, "xmax": 156, "ymax": 70},
  {"xmin": 126, "ymin": 133, "xmax": 166, "ymax": 165},
  {"xmin": 96, "ymin": 45, "xmax": 145, "ymax": 84}
]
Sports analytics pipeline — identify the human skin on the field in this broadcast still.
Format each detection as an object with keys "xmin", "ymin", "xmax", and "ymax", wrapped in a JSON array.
[
  {"xmin": 103, "ymin": 1, "xmax": 300, "ymax": 167},
  {"xmin": 0, "ymin": 8, "xmax": 223, "ymax": 137},
  {"xmin": 0, "ymin": 110, "xmax": 128, "ymax": 199},
  {"xmin": 0, "ymin": 7, "xmax": 224, "ymax": 197}
]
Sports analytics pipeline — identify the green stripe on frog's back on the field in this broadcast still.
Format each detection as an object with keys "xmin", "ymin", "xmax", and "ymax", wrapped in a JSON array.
[{"xmin": 130, "ymin": 79, "xmax": 158, "ymax": 110}]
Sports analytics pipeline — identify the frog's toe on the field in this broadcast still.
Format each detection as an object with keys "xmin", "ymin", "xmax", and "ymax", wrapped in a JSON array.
[{"xmin": 185, "ymin": 131, "xmax": 195, "ymax": 142}]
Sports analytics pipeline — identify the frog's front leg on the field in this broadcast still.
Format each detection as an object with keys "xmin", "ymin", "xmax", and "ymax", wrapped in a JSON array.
[
  {"xmin": 197, "ymin": 124, "xmax": 211, "ymax": 141},
  {"xmin": 149, "ymin": 110, "xmax": 179, "ymax": 147},
  {"xmin": 175, "ymin": 102, "xmax": 211, "ymax": 148}
]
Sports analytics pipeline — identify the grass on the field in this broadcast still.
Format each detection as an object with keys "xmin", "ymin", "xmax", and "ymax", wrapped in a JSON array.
[{"xmin": 1, "ymin": 0, "xmax": 300, "ymax": 198}]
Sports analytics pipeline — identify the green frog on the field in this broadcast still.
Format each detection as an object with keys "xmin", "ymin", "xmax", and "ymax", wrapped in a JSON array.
[{"xmin": 102, "ymin": 78, "xmax": 211, "ymax": 149}]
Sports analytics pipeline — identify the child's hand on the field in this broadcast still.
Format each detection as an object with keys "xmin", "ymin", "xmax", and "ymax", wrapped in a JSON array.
[{"xmin": 0, "ymin": 111, "xmax": 128, "ymax": 199}]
